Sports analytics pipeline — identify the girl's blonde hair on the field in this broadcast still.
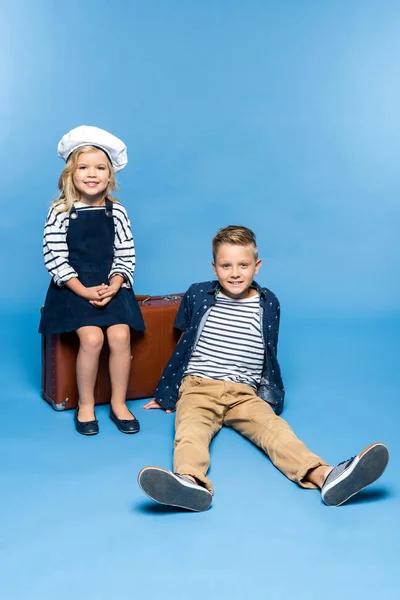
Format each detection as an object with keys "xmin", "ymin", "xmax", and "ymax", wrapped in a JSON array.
[{"xmin": 52, "ymin": 145, "xmax": 119, "ymax": 212}]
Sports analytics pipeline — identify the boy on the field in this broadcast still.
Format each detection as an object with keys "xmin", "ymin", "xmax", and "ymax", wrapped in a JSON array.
[{"xmin": 138, "ymin": 226, "xmax": 389, "ymax": 511}]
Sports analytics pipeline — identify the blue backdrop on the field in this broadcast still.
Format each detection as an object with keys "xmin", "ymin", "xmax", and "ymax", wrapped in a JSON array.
[
  {"xmin": 1, "ymin": 0, "xmax": 399, "ymax": 316},
  {"xmin": 0, "ymin": 2, "xmax": 399, "ymax": 598}
]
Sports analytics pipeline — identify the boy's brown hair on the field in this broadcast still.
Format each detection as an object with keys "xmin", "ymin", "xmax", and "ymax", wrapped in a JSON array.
[{"xmin": 212, "ymin": 225, "xmax": 258, "ymax": 260}]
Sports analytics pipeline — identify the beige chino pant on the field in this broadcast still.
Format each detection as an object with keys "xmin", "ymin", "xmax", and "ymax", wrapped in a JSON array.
[{"xmin": 174, "ymin": 376, "xmax": 327, "ymax": 494}]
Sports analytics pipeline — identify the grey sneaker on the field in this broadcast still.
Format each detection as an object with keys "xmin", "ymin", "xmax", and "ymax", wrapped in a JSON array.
[
  {"xmin": 321, "ymin": 442, "xmax": 389, "ymax": 506},
  {"xmin": 138, "ymin": 466, "xmax": 213, "ymax": 512}
]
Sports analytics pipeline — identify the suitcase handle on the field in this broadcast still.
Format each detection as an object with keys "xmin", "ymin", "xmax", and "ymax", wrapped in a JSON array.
[
  {"xmin": 162, "ymin": 295, "xmax": 183, "ymax": 301},
  {"xmin": 136, "ymin": 294, "xmax": 183, "ymax": 304},
  {"xmin": 137, "ymin": 295, "xmax": 152, "ymax": 304}
]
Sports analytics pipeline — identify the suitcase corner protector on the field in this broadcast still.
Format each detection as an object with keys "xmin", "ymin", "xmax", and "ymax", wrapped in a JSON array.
[{"xmin": 42, "ymin": 392, "xmax": 70, "ymax": 412}]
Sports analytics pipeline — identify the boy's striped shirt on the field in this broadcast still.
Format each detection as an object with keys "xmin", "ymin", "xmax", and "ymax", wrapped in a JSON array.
[{"xmin": 184, "ymin": 292, "xmax": 265, "ymax": 388}]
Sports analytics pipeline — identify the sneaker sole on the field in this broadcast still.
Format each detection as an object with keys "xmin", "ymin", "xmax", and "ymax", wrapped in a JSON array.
[
  {"xmin": 322, "ymin": 443, "xmax": 389, "ymax": 506},
  {"xmin": 138, "ymin": 467, "xmax": 212, "ymax": 512}
]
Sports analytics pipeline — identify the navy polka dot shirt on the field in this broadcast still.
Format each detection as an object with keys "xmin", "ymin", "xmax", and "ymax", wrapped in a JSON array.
[{"xmin": 154, "ymin": 280, "xmax": 285, "ymax": 413}]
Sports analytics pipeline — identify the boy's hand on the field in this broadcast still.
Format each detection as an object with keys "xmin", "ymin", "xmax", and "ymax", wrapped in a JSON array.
[{"xmin": 143, "ymin": 399, "xmax": 173, "ymax": 414}]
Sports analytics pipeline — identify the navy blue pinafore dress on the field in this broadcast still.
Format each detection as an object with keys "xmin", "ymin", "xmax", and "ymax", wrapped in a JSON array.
[{"xmin": 39, "ymin": 200, "xmax": 145, "ymax": 334}]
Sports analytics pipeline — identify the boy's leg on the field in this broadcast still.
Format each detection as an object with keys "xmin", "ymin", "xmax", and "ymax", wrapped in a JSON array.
[
  {"xmin": 138, "ymin": 377, "xmax": 226, "ymax": 510},
  {"xmin": 224, "ymin": 383, "xmax": 328, "ymax": 488},
  {"xmin": 224, "ymin": 383, "xmax": 389, "ymax": 504},
  {"xmin": 173, "ymin": 376, "xmax": 226, "ymax": 493}
]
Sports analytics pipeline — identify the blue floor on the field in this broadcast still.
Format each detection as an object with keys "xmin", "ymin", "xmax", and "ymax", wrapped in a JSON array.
[{"xmin": 0, "ymin": 311, "xmax": 398, "ymax": 599}]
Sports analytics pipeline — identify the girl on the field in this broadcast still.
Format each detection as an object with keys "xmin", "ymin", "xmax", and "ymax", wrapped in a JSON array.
[{"xmin": 39, "ymin": 125, "xmax": 145, "ymax": 436}]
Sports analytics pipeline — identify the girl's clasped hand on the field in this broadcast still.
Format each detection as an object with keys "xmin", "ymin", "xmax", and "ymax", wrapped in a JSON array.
[{"xmin": 89, "ymin": 277, "xmax": 124, "ymax": 307}]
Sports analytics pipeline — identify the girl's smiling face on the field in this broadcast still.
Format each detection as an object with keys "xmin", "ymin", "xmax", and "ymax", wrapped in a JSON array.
[{"xmin": 72, "ymin": 149, "xmax": 111, "ymax": 204}]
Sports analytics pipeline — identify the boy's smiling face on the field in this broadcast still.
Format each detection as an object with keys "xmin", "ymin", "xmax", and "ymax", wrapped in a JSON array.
[{"xmin": 212, "ymin": 243, "xmax": 262, "ymax": 300}]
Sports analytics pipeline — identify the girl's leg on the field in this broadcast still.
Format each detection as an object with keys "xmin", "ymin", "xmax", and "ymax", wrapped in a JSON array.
[
  {"xmin": 106, "ymin": 324, "xmax": 133, "ymax": 419},
  {"xmin": 76, "ymin": 326, "xmax": 104, "ymax": 421}
]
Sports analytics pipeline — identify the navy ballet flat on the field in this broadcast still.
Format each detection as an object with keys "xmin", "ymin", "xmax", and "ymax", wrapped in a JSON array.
[
  {"xmin": 74, "ymin": 408, "xmax": 99, "ymax": 436},
  {"xmin": 110, "ymin": 407, "xmax": 140, "ymax": 434}
]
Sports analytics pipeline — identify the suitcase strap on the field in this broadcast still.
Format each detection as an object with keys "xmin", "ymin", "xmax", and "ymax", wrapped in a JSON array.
[{"xmin": 137, "ymin": 294, "xmax": 183, "ymax": 304}]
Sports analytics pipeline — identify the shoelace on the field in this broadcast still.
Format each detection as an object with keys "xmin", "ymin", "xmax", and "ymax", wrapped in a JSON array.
[
  {"xmin": 323, "ymin": 456, "xmax": 356, "ymax": 487},
  {"xmin": 336, "ymin": 456, "xmax": 355, "ymax": 468}
]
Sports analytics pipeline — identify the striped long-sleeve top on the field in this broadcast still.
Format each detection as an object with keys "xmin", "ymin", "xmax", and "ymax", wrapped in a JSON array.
[
  {"xmin": 42, "ymin": 201, "xmax": 136, "ymax": 287},
  {"xmin": 184, "ymin": 292, "xmax": 265, "ymax": 388}
]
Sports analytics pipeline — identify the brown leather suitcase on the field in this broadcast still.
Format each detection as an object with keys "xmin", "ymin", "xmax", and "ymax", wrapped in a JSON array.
[{"xmin": 41, "ymin": 294, "xmax": 183, "ymax": 411}]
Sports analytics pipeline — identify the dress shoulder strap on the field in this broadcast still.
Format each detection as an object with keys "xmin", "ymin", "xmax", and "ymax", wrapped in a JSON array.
[
  {"xmin": 105, "ymin": 198, "xmax": 113, "ymax": 218},
  {"xmin": 69, "ymin": 204, "xmax": 78, "ymax": 220}
]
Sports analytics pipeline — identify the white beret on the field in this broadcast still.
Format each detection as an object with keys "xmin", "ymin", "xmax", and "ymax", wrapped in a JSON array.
[{"xmin": 58, "ymin": 125, "xmax": 128, "ymax": 172}]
